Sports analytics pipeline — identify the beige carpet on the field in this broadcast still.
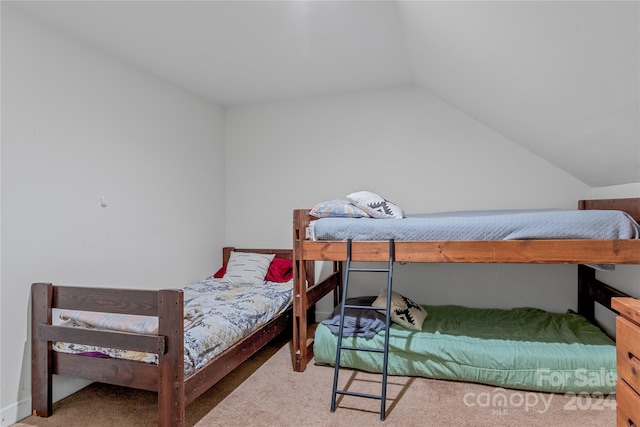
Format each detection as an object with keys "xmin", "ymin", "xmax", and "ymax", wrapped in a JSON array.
[{"xmin": 15, "ymin": 336, "xmax": 616, "ymax": 426}]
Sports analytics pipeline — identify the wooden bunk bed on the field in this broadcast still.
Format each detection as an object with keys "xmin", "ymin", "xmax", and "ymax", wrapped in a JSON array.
[
  {"xmin": 292, "ymin": 197, "xmax": 640, "ymax": 373},
  {"xmin": 31, "ymin": 247, "xmax": 315, "ymax": 427}
]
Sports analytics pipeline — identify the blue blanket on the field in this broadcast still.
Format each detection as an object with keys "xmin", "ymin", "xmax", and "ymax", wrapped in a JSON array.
[
  {"xmin": 321, "ymin": 296, "xmax": 386, "ymax": 339},
  {"xmin": 310, "ymin": 209, "xmax": 640, "ymax": 241}
]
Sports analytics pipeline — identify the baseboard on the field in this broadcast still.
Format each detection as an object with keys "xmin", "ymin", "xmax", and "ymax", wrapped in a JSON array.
[
  {"xmin": 0, "ymin": 398, "xmax": 27, "ymax": 427},
  {"xmin": 1, "ymin": 377, "xmax": 92, "ymax": 427},
  {"xmin": 315, "ymin": 310, "xmax": 331, "ymax": 321}
]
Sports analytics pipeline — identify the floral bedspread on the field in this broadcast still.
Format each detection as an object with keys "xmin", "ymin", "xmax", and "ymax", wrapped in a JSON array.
[{"xmin": 53, "ymin": 277, "xmax": 293, "ymax": 375}]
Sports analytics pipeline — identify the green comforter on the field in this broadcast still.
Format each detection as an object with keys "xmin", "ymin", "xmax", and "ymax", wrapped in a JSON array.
[{"xmin": 314, "ymin": 305, "xmax": 616, "ymax": 394}]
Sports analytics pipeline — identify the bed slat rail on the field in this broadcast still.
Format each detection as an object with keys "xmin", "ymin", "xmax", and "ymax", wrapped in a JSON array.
[
  {"xmin": 53, "ymin": 352, "xmax": 160, "ymax": 391},
  {"xmin": 53, "ymin": 285, "xmax": 162, "ymax": 315},
  {"xmin": 37, "ymin": 325, "xmax": 166, "ymax": 354},
  {"xmin": 306, "ymin": 271, "xmax": 341, "ymax": 307},
  {"xmin": 301, "ymin": 239, "xmax": 640, "ymax": 264},
  {"xmin": 183, "ymin": 309, "xmax": 292, "ymax": 405}
]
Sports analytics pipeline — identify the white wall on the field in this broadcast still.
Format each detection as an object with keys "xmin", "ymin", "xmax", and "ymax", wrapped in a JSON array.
[
  {"xmin": 1, "ymin": 7, "xmax": 225, "ymax": 425},
  {"xmin": 224, "ymin": 87, "xmax": 596, "ymax": 319},
  {"xmin": 2, "ymin": 5, "xmax": 638, "ymax": 426}
]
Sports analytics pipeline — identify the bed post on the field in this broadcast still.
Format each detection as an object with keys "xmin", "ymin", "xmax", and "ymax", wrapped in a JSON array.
[
  {"xmin": 31, "ymin": 282, "xmax": 53, "ymax": 417},
  {"xmin": 333, "ymin": 261, "xmax": 343, "ymax": 308},
  {"xmin": 577, "ymin": 265, "xmax": 596, "ymax": 323},
  {"xmin": 157, "ymin": 289, "xmax": 185, "ymax": 427},
  {"xmin": 293, "ymin": 209, "xmax": 308, "ymax": 372}
]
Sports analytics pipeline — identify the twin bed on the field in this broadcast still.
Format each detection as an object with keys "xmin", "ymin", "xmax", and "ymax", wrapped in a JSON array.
[
  {"xmin": 31, "ymin": 197, "xmax": 640, "ymax": 425},
  {"xmin": 31, "ymin": 247, "xmax": 315, "ymax": 427},
  {"xmin": 292, "ymin": 197, "xmax": 640, "ymax": 394}
]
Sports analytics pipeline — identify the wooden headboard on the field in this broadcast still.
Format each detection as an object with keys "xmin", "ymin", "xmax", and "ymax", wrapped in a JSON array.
[
  {"xmin": 579, "ymin": 197, "xmax": 640, "ymax": 222},
  {"xmin": 222, "ymin": 247, "xmax": 293, "ymax": 263}
]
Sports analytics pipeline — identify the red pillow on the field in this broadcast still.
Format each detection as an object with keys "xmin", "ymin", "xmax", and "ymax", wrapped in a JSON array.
[
  {"xmin": 213, "ymin": 264, "xmax": 227, "ymax": 278},
  {"xmin": 266, "ymin": 257, "xmax": 294, "ymax": 282},
  {"xmin": 213, "ymin": 257, "xmax": 293, "ymax": 283}
]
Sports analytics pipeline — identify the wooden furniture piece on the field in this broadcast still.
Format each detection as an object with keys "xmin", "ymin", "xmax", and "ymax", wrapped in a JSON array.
[
  {"xmin": 292, "ymin": 198, "xmax": 640, "ymax": 372},
  {"xmin": 31, "ymin": 247, "xmax": 314, "ymax": 427},
  {"xmin": 612, "ymin": 297, "xmax": 640, "ymax": 427}
]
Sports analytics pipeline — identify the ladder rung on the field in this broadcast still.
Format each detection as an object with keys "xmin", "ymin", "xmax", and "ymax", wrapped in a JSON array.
[
  {"xmin": 335, "ymin": 389, "xmax": 384, "ymax": 401},
  {"xmin": 338, "ymin": 346, "xmax": 385, "ymax": 353},
  {"xmin": 347, "ymin": 268, "xmax": 389, "ymax": 273}
]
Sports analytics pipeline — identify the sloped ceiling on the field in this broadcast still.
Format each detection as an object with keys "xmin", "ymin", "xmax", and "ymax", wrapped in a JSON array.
[{"xmin": 5, "ymin": 0, "xmax": 639, "ymax": 188}]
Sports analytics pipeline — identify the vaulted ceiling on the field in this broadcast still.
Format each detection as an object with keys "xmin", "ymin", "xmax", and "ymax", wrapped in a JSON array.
[{"xmin": 5, "ymin": 1, "xmax": 639, "ymax": 188}]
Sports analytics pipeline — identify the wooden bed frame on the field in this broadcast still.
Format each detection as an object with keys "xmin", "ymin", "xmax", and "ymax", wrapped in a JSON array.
[
  {"xmin": 31, "ymin": 247, "xmax": 314, "ymax": 427},
  {"xmin": 292, "ymin": 197, "xmax": 640, "ymax": 372}
]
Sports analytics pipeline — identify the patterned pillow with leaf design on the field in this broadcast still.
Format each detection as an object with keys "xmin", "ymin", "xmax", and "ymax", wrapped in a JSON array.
[
  {"xmin": 346, "ymin": 191, "xmax": 404, "ymax": 219},
  {"xmin": 372, "ymin": 289, "xmax": 427, "ymax": 331}
]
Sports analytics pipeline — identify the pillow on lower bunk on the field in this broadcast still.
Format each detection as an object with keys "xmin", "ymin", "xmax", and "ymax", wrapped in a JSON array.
[
  {"xmin": 372, "ymin": 289, "xmax": 427, "ymax": 331},
  {"xmin": 221, "ymin": 252, "xmax": 275, "ymax": 286}
]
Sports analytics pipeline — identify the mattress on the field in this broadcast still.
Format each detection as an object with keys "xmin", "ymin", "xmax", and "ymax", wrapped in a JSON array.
[
  {"xmin": 53, "ymin": 277, "xmax": 293, "ymax": 375},
  {"xmin": 309, "ymin": 209, "xmax": 640, "ymax": 241},
  {"xmin": 314, "ymin": 304, "xmax": 617, "ymax": 394}
]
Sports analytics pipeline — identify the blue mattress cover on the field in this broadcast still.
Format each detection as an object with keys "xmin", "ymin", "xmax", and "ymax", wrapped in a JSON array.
[{"xmin": 310, "ymin": 209, "xmax": 640, "ymax": 241}]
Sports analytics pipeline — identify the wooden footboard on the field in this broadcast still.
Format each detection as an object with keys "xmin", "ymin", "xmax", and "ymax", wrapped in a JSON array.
[
  {"xmin": 31, "ymin": 247, "xmax": 299, "ymax": 427},
  {"xmin": 31, "ymin": 283, "xmax": 185, "ymax": 426}
]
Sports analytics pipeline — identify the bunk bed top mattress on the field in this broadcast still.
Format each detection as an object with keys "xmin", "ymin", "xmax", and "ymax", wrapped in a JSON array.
[
  {"xmin": 308, "ymin": 209, "xmax": 640, "ymax": 241},
  {"xmin": 313, "ymin": 304, "xmax": 616, "ymax": 394},
  {"xmin": 53, "ymin": 277, "xmax": 293, "ymax": 375}
]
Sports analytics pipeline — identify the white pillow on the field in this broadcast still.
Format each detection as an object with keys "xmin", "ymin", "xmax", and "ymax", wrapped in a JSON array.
[
  {"xmin": 372, "ymin": 289, "xmax": 427, "ymax": 331},
  {"xmin": 222, "ymin": 252, "xmax": 275, "ymax": 286},
  {"xmin": 346, "ymin": 191, "xmax": 404, "ymax": 219}
]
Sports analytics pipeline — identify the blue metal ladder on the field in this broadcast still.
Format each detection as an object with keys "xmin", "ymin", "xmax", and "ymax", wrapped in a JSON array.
[{"xmin": 330, "ymin": 239, "xmax": 395, "ymax": 420}]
